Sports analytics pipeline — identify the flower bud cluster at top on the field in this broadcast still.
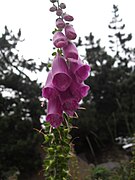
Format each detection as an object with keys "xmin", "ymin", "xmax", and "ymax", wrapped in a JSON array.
[{"xmin": 42, "ymin": 0, "xmax": 91, "ymax": 128}]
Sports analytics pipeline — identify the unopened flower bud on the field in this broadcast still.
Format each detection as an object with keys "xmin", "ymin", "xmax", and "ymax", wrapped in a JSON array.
[
  {"xmin": 63, "ymin": 13, "xmax": 74, "ymax": 21},
  {"xmin": 65, "ymin": 24, "xmax": 77, "ymax": 40},
  {"xmin": 59, "ymin": 3, "xmax": 66, "ymax": 9},
  {"xmin": 56, "ymin": 8, "xmax": 63, "ymax": 16},
  {"xmin": 50, "ymin": 0, "xmax": 57, "ymax": 3},
  {"xmin": 49, "ymin": 6, "xmax": 57, "ymax": 12},
  {"xmin": 56, "ymin": 18, "xmax": 65, "ymax": 29}
]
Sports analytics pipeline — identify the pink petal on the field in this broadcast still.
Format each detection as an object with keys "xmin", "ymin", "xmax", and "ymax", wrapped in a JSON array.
[
  {"xmin": 63, "ymin": 14, "xmax": 74, "ymax": 21},
  {"xmin": 56, "ymin": 18, "xmax": 65, "ymax": 29},
  {"xmin": 75, "ymin": 64, "xmax": 90, "ymax": 82},
  {"xmin": 59, "ymin": 89, "xmax": 78, "ymax": 113},
  {"xmin": 69, "ymin": 58, "xmax": 90, "ymax": 82},
  {"xmin": 70, "ymin": 80, "xmax": 90, "ymax": 102},
  {"xmin": 46, "ymin": 97, "xmax": 63, "ymax": 128},
  {"xmin": 52, "ymin": 54, "xmax": 72, "ymax": 91},
  {"xmin": 53, "ymin": 31, "xmax": 68, "ymax": 48},
  {"xmin": 63, "ymin": 42, "xmax": 78, "ymax": 59},
  {"xmin": 65, "ymin": 24, "xmax": 77, "ymax": 40},
  {"xmin": 42, "ymin": 71, "xmax": 59, "ymax": 100}
]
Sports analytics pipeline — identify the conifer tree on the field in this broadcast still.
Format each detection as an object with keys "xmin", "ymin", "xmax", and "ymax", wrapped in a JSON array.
[
  {"xmin": 0, "ymin": 27, "xmax": 44, "ymax": 179},
  {"xmin": 72, "ymin": 5, "xmax": 135, "ymax": 158}
]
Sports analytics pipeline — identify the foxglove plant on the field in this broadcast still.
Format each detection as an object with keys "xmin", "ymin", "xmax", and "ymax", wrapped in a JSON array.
[{"xmin": 42, "ymin": 0, "xmax": 90, "ymax": 179}]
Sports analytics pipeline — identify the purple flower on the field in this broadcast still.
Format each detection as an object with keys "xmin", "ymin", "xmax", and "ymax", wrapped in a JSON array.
[
  {"xmin": 45, "ymin": 0, "xmax": 91, "ymax": 127},
  {"xmin": 46, "ymin": 97, "xmax": 63, "ymax": 128},
  {"xmin": 70, "ymin": 80, "xmax": 90, "ymax": 102},
  {"xmin": 65, "ymin": 24, "xmax": 77, "ymax": 40},
  {"xmin": 63, "ymin": 42, "xmax": 78, "ymax": 59},
  {"xmin": 69, "ymin": 58, "xmax": 90, "ymax": 82},
  {"xmin": 53, "ymin": 31, "xmax": 68, "ymax": 48},
  {"xmin": 59, "ymin": 89, "xmax": 78, "ymax": 115},
  {"xmin": 56, "ymin": 18, "xmax": 65, "ymax": 29},
  {"xmin": 52, "ymin": 53, "xmax": 72, "ymax": 91},
  {"xmin": 63, "ymin": 13, "xmax": 74, "ymax": 21},
  {"xmin": 42, "ymin": 71, "xmax": 59, "ymax": 100}
]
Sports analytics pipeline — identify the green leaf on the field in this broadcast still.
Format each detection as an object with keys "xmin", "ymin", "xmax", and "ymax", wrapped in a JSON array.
[
  {"xmin": 52, "ymin": 52, "xmax": 57, "ymax": 56},
  {"xmin": 52, "ymin": 28, "xmax": 58, "ymax": 34}
]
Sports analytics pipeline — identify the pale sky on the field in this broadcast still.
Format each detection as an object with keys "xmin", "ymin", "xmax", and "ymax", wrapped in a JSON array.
[{"xmin": 0, "ymin": 0, "xmax": 135, "ymax": 82}]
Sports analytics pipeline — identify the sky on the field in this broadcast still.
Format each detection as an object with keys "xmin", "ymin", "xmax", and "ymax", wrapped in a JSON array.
[{"xmin": 0, "ymin": 0, "xmax": 135, "ymax": 81}]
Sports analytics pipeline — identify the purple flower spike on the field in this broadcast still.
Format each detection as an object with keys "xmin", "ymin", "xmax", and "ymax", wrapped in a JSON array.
[
  {"xmin": 70, "ymin": 81, "xmax": 90, "ymax": 102},
  {"xmin": 70, "ymin": 58, "xmax": 91, "ymax": 82},
  {"xmin": 65, "ymin": 24, "xmax": 77, "ymax": 40},
  {"xmin": 42, "ymin": 71, "xmax": 59, "ymax": 100},
  {"xmin": 60, "ymin": 89, "xmax": 78, "ymax": 114},
  {"xmin": 63, "ymin": 13, "xmax": 74, "ymax": 21},
  {"xmin": 46, "ymin": 97, "xmax": 63, "ymax": 128},
  {"xmin": 53, "ymin": 31, "xmax": 68, "ymax": 48},
  {"xmin": 63, "ymin": 42, "xmax": 78, "ymax": 59},
  {"xmin": 52, "ymin": 54, "xmax": 72, "ymax": 91},
  {"xmin": 56, "ymin": 18, "xmax": 65, "ymax": 29}
]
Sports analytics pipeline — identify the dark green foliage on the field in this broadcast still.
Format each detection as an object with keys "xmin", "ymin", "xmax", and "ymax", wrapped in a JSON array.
[
  {"xmin": 90, "ymin": 166, "xmax": 111, "ymax": 180},
  {"xmin": 0, "ymin": 27, "xmax": 44, "ymax": 178},
  {"xmin": 108, "ymin": 5, "xmax": 132, "ymax": 57},
  {"xmin": 129, "ymin": 134, "xmax": 135, "ymax": 179},
  {"xmin": 72, "ymin": 5, "xmax": 135, "ymax": 158}
]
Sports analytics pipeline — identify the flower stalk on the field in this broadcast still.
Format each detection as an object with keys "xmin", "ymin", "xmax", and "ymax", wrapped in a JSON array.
[
  {"xmin": 42, "ymin": 0, "xmax": 91, "ymax": 179},
  {"xmin": 43, "ymin": 117, "xmax": 72, "ymax": 179}
]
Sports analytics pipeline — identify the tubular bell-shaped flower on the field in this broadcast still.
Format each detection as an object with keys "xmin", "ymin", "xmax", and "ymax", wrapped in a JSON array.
[
  {"xmin": 63, "ymin": 42, "xmax": 78, "ymax": 59},
  {"xmin": 63, "ymin": 13, "xmax": 74, "ymax": 21},
  {"xmin": 70, "ymin": 80, "xmax": 90, "ymax": 102},
  {"xmin": 42, "ymin": 71, "xmax": 59, "ymax": 100},
  {"xmin": 53, "ymin": 31, "xmax": 68, "ymax": 48},
  {"xmin": 56, "ymin": 18, "xmax": 65, "ymax": 29},
  {"xmin": 69, "ymin": 58, "xmax": 90, "ymax": 82},
  {"xmin": 65, "ymin": 24, "xmax": 77, "ymax": 40},
  {"xmin": 52, "ymin": 53, "xmax": 72, "ymax": 91},
  {"xmin": 59, "ymin": 89, "xmax": 78, "ymax": 116},
  {"xmin": 46, "ymin": 97, "xmax": 63, "ymax": 128}
]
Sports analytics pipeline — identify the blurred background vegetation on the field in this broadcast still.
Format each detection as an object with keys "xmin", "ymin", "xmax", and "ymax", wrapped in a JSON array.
[{"xmin": 0, "ymin": 4, "xmax": 135, "ymax": 180}]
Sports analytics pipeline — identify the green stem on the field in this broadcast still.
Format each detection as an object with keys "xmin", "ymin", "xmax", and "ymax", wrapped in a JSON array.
[
  {"xmin": 56, "ymin": 0, "xmax": 60, "ymax": 7},
  {"xmin": 43, "ymin": 119, "xmax": 72, "ymax": 180}
]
